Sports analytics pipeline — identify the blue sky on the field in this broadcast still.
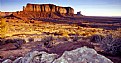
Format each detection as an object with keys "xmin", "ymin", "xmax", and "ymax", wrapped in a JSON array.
[{"xmin": 0, "ymin": 0, "xmax": 121, "ymax": 16}]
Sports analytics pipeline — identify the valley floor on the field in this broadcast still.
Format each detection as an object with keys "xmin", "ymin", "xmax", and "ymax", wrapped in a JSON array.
[{"xmin": 0, "ymin": 16, "xmax": 121, "ymax": 63}]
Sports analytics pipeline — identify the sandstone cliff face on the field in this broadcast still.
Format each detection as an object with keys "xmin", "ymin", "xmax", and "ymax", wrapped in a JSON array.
[
  {"xmin": 23, "ymin": 3, "xmax": 74, "ymax": 14},
  {"xmin": 13, "ymin": 3, "xmax": 74, "ymax": 19},
  {"xmin": 66, "ymin": 7, "xmax": 74, "ymax": 14},
  {"xmin": 58, "ymin": 7, "xmax": 67, "ymax": 14}
]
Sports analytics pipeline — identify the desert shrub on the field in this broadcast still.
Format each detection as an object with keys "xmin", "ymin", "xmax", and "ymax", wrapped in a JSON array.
[
  {"xmin": 100, "ymin": 35, "xmax": 121, "ymax": 55},
  {"xmin": 0, "ymin": 18, "xmax": 8, "ymax": 38},
  {"xmin": 90, "ymin": 34, "xmax": 103, "ymax": 43},
  {"xmin": 41, "ymin": 36, "xmax": 54, "ymax": 48},
  {"xmin": 0, "ymin": 39, "xmax": 14, "ymax": 45},
  {"xmin": 0, "ymin": 38, "xmax": 26, "ymax": 46},
  {"xmin": 0, "ymin": 39, "xmax": 5, "ymax": 45},
  {"xmin": 73, "ymin": 35, "xmax": 79, "ymax": 42},
  {"xmin": 28, "ymin": 37, "xmax": 34, "ymax": 42},
  {"xmin": 61, "ymin": 37, "xmax": 68, "ymax": 41},
  {"xmin": 5, "ymin": 39, "xmax": 15, "ymax": 44},
  {"xmin": 13, "ymin": 38, "xmax": 26, "ymax": 49},
  {"xmin": 41, "ymin": 36, "xmax": 53, "ymax": 43}
]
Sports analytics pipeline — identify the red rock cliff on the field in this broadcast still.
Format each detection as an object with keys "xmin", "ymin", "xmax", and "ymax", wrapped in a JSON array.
[
  {"xmin": 23, "ymin": 3, "xmax": 74, "ymax": 14},
  {"xmin": 13, "ymin": 3, "xmax": 74, "ymax": 19}
]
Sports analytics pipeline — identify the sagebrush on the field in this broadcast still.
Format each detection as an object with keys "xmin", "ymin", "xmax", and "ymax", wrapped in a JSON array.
[
  {"xmin": 41, "ymin": 36, "xmax": 54, "ymax": 48},
  {"xmin": 100, "ymin": 35, "xmax": 121, "ymax": 55}
]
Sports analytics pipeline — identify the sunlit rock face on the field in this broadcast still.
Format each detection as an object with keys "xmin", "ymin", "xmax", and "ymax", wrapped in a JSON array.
[
  {"xmin": 66, "ymin": 7, "xmax": 74, "ymax": 14},
  {"xmin": 13, "ymin": 3, "xmax": 74, "ymax": 19},
  {"xmin": 53, "ymin": 47, "xmax": 113, "ymax": 63},
  {"xmin": 51, "ymin": 5, "xmax": 56, "ymax": 12},
  {"xmin": 44, "ymin": 4, "xmax": 51, "ymax": 12},
  {"xmin": 58, "ymin": 7, "xmax": 67, "ymax": 14},
  {"xmin": 23, "ymin": 3, "xmax": 74, "ymax": 14}
]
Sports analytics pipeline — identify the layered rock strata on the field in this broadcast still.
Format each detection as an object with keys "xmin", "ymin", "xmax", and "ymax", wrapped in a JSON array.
[
  {"xmin": 12, "ymin": 3, "xmax": 74, "ymax": 19},
  {"xmin": 23, "ymin": 3, "xmax": 74, "ymax": 14}
]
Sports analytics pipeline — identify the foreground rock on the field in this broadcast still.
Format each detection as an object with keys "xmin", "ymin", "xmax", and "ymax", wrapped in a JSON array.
[
  {"xmin": 53, "ymin": 46, "xmax": 113, "ymax": 63},
  {"xmin": 2, "ymin": 47, "xmax": 113, "ymax": 63},
  {"xmin": 13, "ymin": 51, "xmax": 58, "ymax": 63}
]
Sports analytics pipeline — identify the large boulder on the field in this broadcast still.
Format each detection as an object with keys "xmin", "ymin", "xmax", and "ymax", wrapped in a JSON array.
[
  {"xmin": 13, "ymin": 51, "xmax": 58, "ymax": 63},
  {"xmin": 3, "ymin": 47, "xmax": 113, "ymax": 63},
  {"xmin": 53, "ymin": 47, "xmax": 113, "ymax": 63}
]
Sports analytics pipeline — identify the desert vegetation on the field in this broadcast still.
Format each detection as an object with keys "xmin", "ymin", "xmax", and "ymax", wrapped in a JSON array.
[
  {"xmin": 0, "ymin": 13, "xmax": 121, "ymax": 63},
  {"xmin": 100, "ymin": 35, "xmax": 121, "ymax": 55},
  {"xmin": 0, "ymin": 18, "xmax": 8, "ymax": 38},
  {"xmin": 41, "ymin": 36, "xmax": 54, "ymax": 48},
  {"xmin": 90, "ymin": 34, "xmax": 121, "ymax": 55}
]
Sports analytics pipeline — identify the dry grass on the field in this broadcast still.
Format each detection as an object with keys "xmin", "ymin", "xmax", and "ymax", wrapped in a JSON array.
[
  {"xmin": 0, "ymin": 18, "xmax": 8, "ymax": 38},
  {"xmin": 3, "ymin": 18, "xmax": 110, "ymax": 39}
]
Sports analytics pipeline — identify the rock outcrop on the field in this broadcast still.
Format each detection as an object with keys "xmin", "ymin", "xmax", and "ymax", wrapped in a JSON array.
[
  {"xmin": 1, "ymin": 3, "xmax": 76, "ymax": 20},
  {"xmin": 12, "ymin": 51, "xmax": 58, "ymax": 63},
  {"xmin": 12, "ymin": 3, "xmax": 74, "ymax": 19},
  {"xmin": 53, "ymin": 46, "xmax": 113, "ymax": 63},
  {"xmin": 2, "ymin": 47, "xmax": 113, "ymax": 63},
  {"xmin": 23, "ymin": 3, "xmax": 74, "ymax": 14}
]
